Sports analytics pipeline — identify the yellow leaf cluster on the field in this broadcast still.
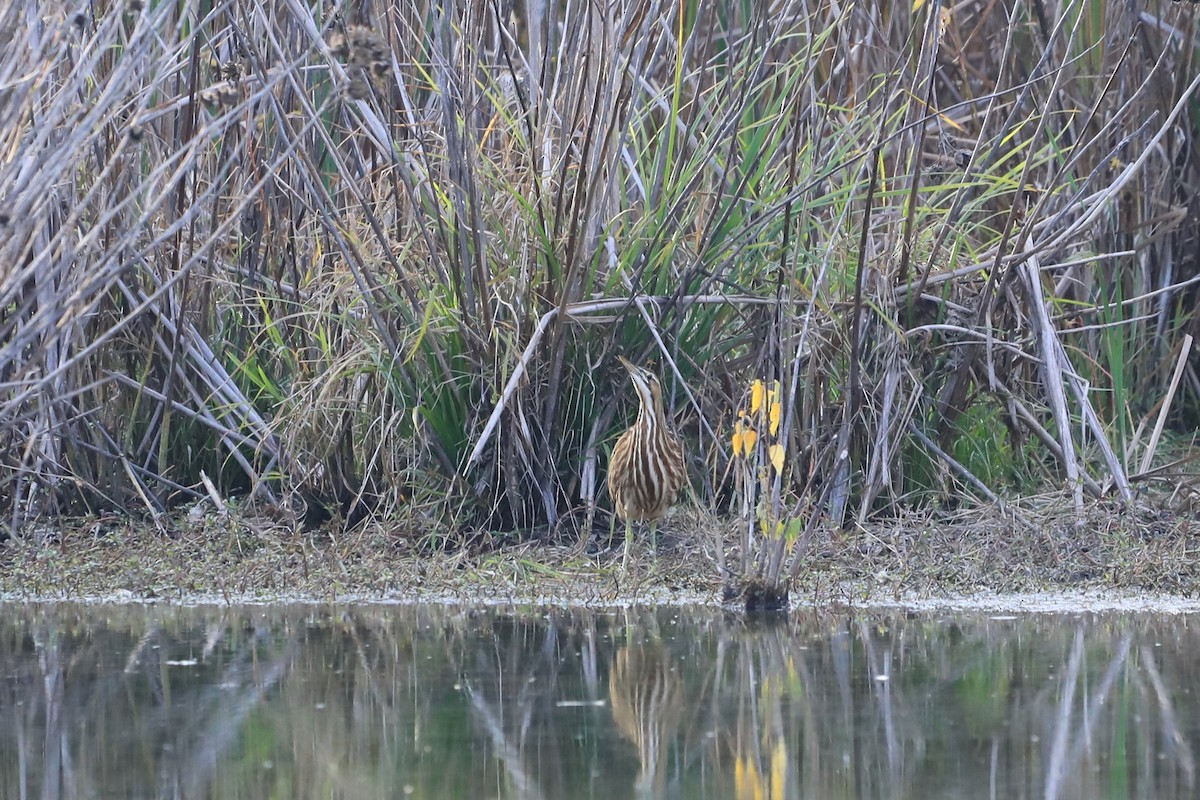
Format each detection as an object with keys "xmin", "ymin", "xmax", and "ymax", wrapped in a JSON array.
[
  {"xmin": 731, "ymin": 416, "xmax": 758, "ymax": 457},
  {"xmin": 733, "ymin": 380, "xmax": 785, "ymax": 460}
]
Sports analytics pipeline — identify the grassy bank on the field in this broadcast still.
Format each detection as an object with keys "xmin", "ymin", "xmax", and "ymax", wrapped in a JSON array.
[
  {"xmin": 2, "ymin": 0, "xmax": 1199, "ymax": 599},
  {"xmin": 3, "ymin": 489, "xmax": 1198, "ymax": 604}
]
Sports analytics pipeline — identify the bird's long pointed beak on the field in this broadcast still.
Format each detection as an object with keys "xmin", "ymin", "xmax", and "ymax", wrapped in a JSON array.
[{"xmin": 617, "ymin": 355, "xmax": 636, "ymax": 373}]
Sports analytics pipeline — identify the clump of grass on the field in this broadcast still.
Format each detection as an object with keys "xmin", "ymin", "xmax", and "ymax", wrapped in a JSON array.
[{"xmin": 1, "ymin": 0, "xmax": 1197, "ymax": 604}]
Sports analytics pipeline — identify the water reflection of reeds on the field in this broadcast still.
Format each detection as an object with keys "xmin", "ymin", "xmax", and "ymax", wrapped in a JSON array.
[{"xmin": 1, "ymin": 607, "xmax": 1197, "ymax": 798}]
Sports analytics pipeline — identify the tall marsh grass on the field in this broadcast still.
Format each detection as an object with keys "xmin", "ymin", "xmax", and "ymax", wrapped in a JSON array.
[{"xmin": 2, "ymin": 0, "xmax": 1197, "ymax": 579}]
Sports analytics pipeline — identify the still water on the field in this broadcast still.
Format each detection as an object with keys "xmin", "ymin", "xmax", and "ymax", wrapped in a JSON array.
[{"xmin": 1, "ymin": 603, "xmax": 1197, "ymax": 799}]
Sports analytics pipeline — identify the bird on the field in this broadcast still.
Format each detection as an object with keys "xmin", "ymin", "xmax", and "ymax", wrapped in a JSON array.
[{"xmin": 607, "ymin": 356, "xmax": 687, "ymax": 572}]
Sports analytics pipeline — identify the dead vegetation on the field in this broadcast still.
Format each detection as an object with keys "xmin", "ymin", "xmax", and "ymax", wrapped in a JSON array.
[
  {"xmin": 3, "ymin": 486, "xmax": 1198, "ymax": 603},
  {"xmin": 1, "ymin": 1, "xmax": 1199, "ymax": 600}
]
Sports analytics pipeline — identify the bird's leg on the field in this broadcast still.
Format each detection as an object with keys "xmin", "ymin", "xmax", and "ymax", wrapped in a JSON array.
[
  {"xmin": 622, "ymin": 518, "xmax": 633, "ymax": 573},
  {"xmin": 649, "ymin": 519, "xmax": 659, "ymax": 558}
]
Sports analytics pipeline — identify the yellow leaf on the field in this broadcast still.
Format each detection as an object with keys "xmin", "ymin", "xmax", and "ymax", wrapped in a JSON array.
[
  {"xmin": 750, "ymin": 379, "xmax": 764, "ymax": 414},
  {"xmin": 913, "ymin": 0, "xmax": 926, "ymax": 10},
  {"xmin": 743, "ymin": 428, "xmax": 758, "ymax": 453},
  {"xmin": 745, "ymin": 757, "xmax": 763, "ymax": 800},
  {"xmin": 939, "ymin": 6, "xmax": 951, "ymax": 37},
  {"xmin": 731, "ymin": 429, "xmax": 743, "ymax": 457},
  {"xmin": 769, "ymin": 443, "xmax": 784, "ymax": 472},
  {"xmin": 769, "ymin": 399, "xmax": 781, "ymax": 436},
  {"xmin": 771, "ymin": 740, "xmax": 787, "ymax": 800}
]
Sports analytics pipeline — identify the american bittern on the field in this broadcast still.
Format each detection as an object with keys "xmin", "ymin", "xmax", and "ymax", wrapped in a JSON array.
[{"xmin": 608, "ymin": 357, "xmax": 686, "ymax": 571}]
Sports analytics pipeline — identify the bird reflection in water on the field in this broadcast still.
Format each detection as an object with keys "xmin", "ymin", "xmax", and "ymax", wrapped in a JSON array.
[{"xmin": 608, "ymin": 639, "xmax": 686, "ymax": 796}]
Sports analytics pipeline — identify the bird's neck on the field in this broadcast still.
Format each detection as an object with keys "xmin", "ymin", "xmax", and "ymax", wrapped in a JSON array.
[{"xmin": 638, "ymin": 401, "xmax": 666, "ymax": 433}]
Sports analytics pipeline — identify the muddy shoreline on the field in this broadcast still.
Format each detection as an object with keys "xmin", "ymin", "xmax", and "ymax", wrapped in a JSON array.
[
  {"xmin": 3, "ymin": 493, "xmax": 1198, "ymax": 612},
  {"xmin": 6, "ymin": 587, "xmax": 1200, "ymax": 615}
]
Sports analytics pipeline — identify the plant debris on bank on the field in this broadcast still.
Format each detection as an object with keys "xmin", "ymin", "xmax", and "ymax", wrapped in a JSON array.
[{"xmin": 4, "ymin": 489, "xmax": 1199, "ymax": 607}]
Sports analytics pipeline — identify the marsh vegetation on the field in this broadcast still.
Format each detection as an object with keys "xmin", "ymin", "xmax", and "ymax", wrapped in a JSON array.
[{"xmin": 1, "ymin": 0, "xmax": 1198, "ymax": 597}]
